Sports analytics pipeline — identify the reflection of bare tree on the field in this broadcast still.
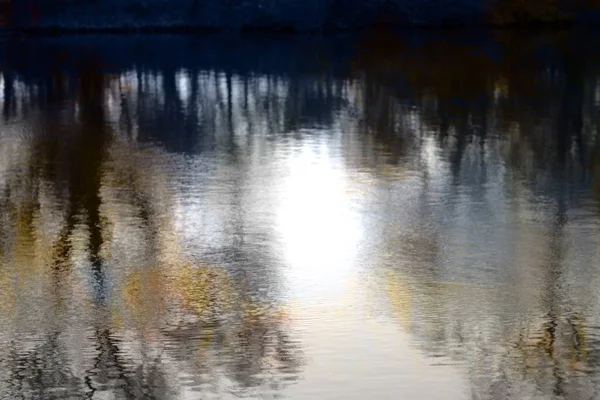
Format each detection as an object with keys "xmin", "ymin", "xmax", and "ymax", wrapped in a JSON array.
[
  {"xmin": 4, "ymin": 334, "xmax": 85, "ymax": 399},
  {"xmin": 375, "ymin": 160, "xmax": 600, "ymax": 399},
  {"xmin": 349, "ymin": 30, "xmax": 600, "ymax": 392},
  {"xmin": 3, "ymin": 31, "xmax": 600, "ymax": 399},
  {"xmin": 350, "ymin": 29, "xmax": 600, "ymax": 194},
  {"xmin": 0, "ymin": 52, "xmax": 307, "ymax": 398}
]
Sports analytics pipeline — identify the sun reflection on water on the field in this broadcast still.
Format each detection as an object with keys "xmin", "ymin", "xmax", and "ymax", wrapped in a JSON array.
[{"xmin": 275, "ymin": 138, "xmax": 363, "ymax": 303}]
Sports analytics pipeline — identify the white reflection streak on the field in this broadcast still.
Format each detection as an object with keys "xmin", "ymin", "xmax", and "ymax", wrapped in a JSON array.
[
  {"xmin": 276, "ymin": 144, "xmax": 362, "ymax": 301},
  {"xmin": 176, "ymin": 69, "xmax": 191, "ymax": 108}
]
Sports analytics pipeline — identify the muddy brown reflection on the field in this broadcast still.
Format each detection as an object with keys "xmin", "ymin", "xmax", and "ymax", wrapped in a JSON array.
[{"xmin": 1, "ymin": 31, "xmax": 600, "ymax": 399}]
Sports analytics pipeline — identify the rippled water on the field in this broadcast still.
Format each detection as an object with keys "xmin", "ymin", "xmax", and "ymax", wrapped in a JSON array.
[{"xmin": 1, "ymin": 30, "xmax": 600, "ymax": 399}]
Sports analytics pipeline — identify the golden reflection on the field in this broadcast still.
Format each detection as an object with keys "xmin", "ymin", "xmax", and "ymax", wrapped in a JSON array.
[
  {"xmin": 384, "ymin": 269, "xmax": 412, "ymax": 332},
  {"xmin": 122, "ymin": 267, "xmax": 166, "ymax": 329},
  {"xmin": 169, "ymin": 264, "xmax": 235, "ymax": 317}
]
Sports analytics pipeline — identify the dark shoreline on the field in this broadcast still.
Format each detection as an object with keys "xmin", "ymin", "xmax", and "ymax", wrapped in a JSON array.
[{"xmin": 0, "ymin": 21, "xmax": 592, "ymax": 37}]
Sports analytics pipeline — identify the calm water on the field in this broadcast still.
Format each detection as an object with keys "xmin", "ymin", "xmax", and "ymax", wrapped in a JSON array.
[{"xmin": 1, "ymin": 30, "xmax": 600, "ymax": 399}]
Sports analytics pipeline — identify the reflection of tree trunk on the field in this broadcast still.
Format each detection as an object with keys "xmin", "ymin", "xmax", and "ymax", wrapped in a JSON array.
[
  {"xmin": 568, "ymin": 56, "xmax": 585, "ymax": 169},
  {"xmin": 450, "ymin": 116, "xmax": 468, "ymax": 184},
  {"xmin": 88, "ymin": 327, "xmax": 137, "ymax": 400},
  {"xmin": 136, "ymin": 68, "xmax": 144, "ymax": 140},
  {"xmin": 2, "ymin": 71, "xmax": 15, "ymax": 121},
  {"xmin": 284, "ymin": 79, "xmax": 300, "ymax": 133},
  {"xmin": 120, "ymin": 90, "xmax": 134, "ymax": 138},
  {"xmin": 51, "ymin": 207, "xmax": 77, "ymax": 305},
  {"xmin": 557, "ymin": 49, "xmax": 585, "ymax": 171},
  {"xmin": 163, "ymin": 68, "xmax": 184, "ymax": 148},
  {"xmin": 6, "ymin": 334, "xmax": 84, "ymax": 398},
  {"xmin": 543, "ymin": 188, "xmax": 568, "ymax": 397},
  {"xmin": 186, "ymin": 69, "xmax": 199, "ymax": 147},
  {"xmin": 226, "ymin": 70, "xmax": 236, "ymax": 154},
  {"xmin": 479, "ymin": 96, "xmax": 489, "ymax": 189},
  {"xmin": 438, "ymin": 117, "xmax": 450, "ymax": 144},
  {"xmin": 243, "ymin": 76, "xmax": 255, "ymax": 144},
  {"xmin": 73, "ymin": 68, "xmax": 110, "ymax": 304}
]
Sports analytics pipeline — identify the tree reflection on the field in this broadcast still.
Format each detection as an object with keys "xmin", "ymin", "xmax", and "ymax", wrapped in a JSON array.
[
  {"xmin": 350, "ymin": 28, "xmax": 600, "ymax": 189},
  {"xmin": 349, "ymin": 28, "xmax": 600, "ymax": 398},
  {"xmin": 2, "ymin": 30, "xmax": 600, "ymax": 399},
  {"xmin": 0, "ymin": 42, "xmax": 305, "ymax": 398}
]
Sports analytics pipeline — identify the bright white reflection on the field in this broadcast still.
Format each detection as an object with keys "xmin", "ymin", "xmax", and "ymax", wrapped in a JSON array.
[
  {"xmin": 276, "ymin": 140, "xmax": 362, "ymax": 302},
  {"xmin": 176, "ymin": 69, "xmax": 191, "ymax": 107}
]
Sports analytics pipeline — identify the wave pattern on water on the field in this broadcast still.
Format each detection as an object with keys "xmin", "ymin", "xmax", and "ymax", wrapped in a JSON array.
[{"xmin": 0, "ymin": 31, "xmax": 599, "ymax": 399}]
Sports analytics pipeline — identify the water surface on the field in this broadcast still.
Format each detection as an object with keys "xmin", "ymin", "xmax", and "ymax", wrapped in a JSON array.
[{"xmin": 1, "ymin": 31, "xmax": 600, "ymax": 399}]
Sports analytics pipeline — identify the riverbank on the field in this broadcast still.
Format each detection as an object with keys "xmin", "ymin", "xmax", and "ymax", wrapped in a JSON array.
[{"xmin": 4, "ymin": 0, "xmax": 600, "ymax": 32}]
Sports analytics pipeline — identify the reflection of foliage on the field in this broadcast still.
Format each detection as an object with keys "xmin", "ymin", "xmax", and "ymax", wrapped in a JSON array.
[
  {"xmin": 120, "ymin": 263, "xmax": 303, "ymax": 395},
  {"xmin": 379, "ymin": 221, "xmax": 598, "ymax": 399},
  {"xmin": 352, "ymin": 28, "xmax": 548, "ymax": 113},
  {"xmin": 506, "ymin": 315, "xmax": 589, "ymax": 380},
  {"xmin": 0, "ymin": 56, "xmax": 306, "ymax": 397},
  {"xmin": 170, "ymin": 264, "xmax": 236, "ymax": 319},
  {"xmin": 122, "ymin": 267, "xmax": 167, "ymax": 329},
  {"xmin": 350, "ymin": 28, "xmax": 600, "ymax": 198}
]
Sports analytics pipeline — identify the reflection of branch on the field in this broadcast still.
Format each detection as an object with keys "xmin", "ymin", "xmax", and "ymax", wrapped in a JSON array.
[
  {"xmin": 88, "ymin": 328, "xmax": 137, "ymax": 400},
  {"xmin": 5, "ymin": 334, "xmax": 84, "ymax": 399}
]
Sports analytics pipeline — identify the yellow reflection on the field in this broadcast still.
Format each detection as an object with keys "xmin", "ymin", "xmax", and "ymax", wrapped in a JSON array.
[
  {"xmin": 384, "ymin": 269, "xmax": 412, "ymax": 332},
  {"xmin": 122, "ymin": 267, "xmax": 166, "ymax": 329},
  {"xmin": 170, "ymin": 264, "xmax": 235, "ymax": 317}
]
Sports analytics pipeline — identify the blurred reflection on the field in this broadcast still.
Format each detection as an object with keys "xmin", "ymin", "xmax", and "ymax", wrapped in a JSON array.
[
  {"xmin": 351, "ymin": 29, "xmax": 600, "ymax": 400},
  {"xmin": 1, "ymin": 31, "xmax": 600, "ymax": 399}
]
